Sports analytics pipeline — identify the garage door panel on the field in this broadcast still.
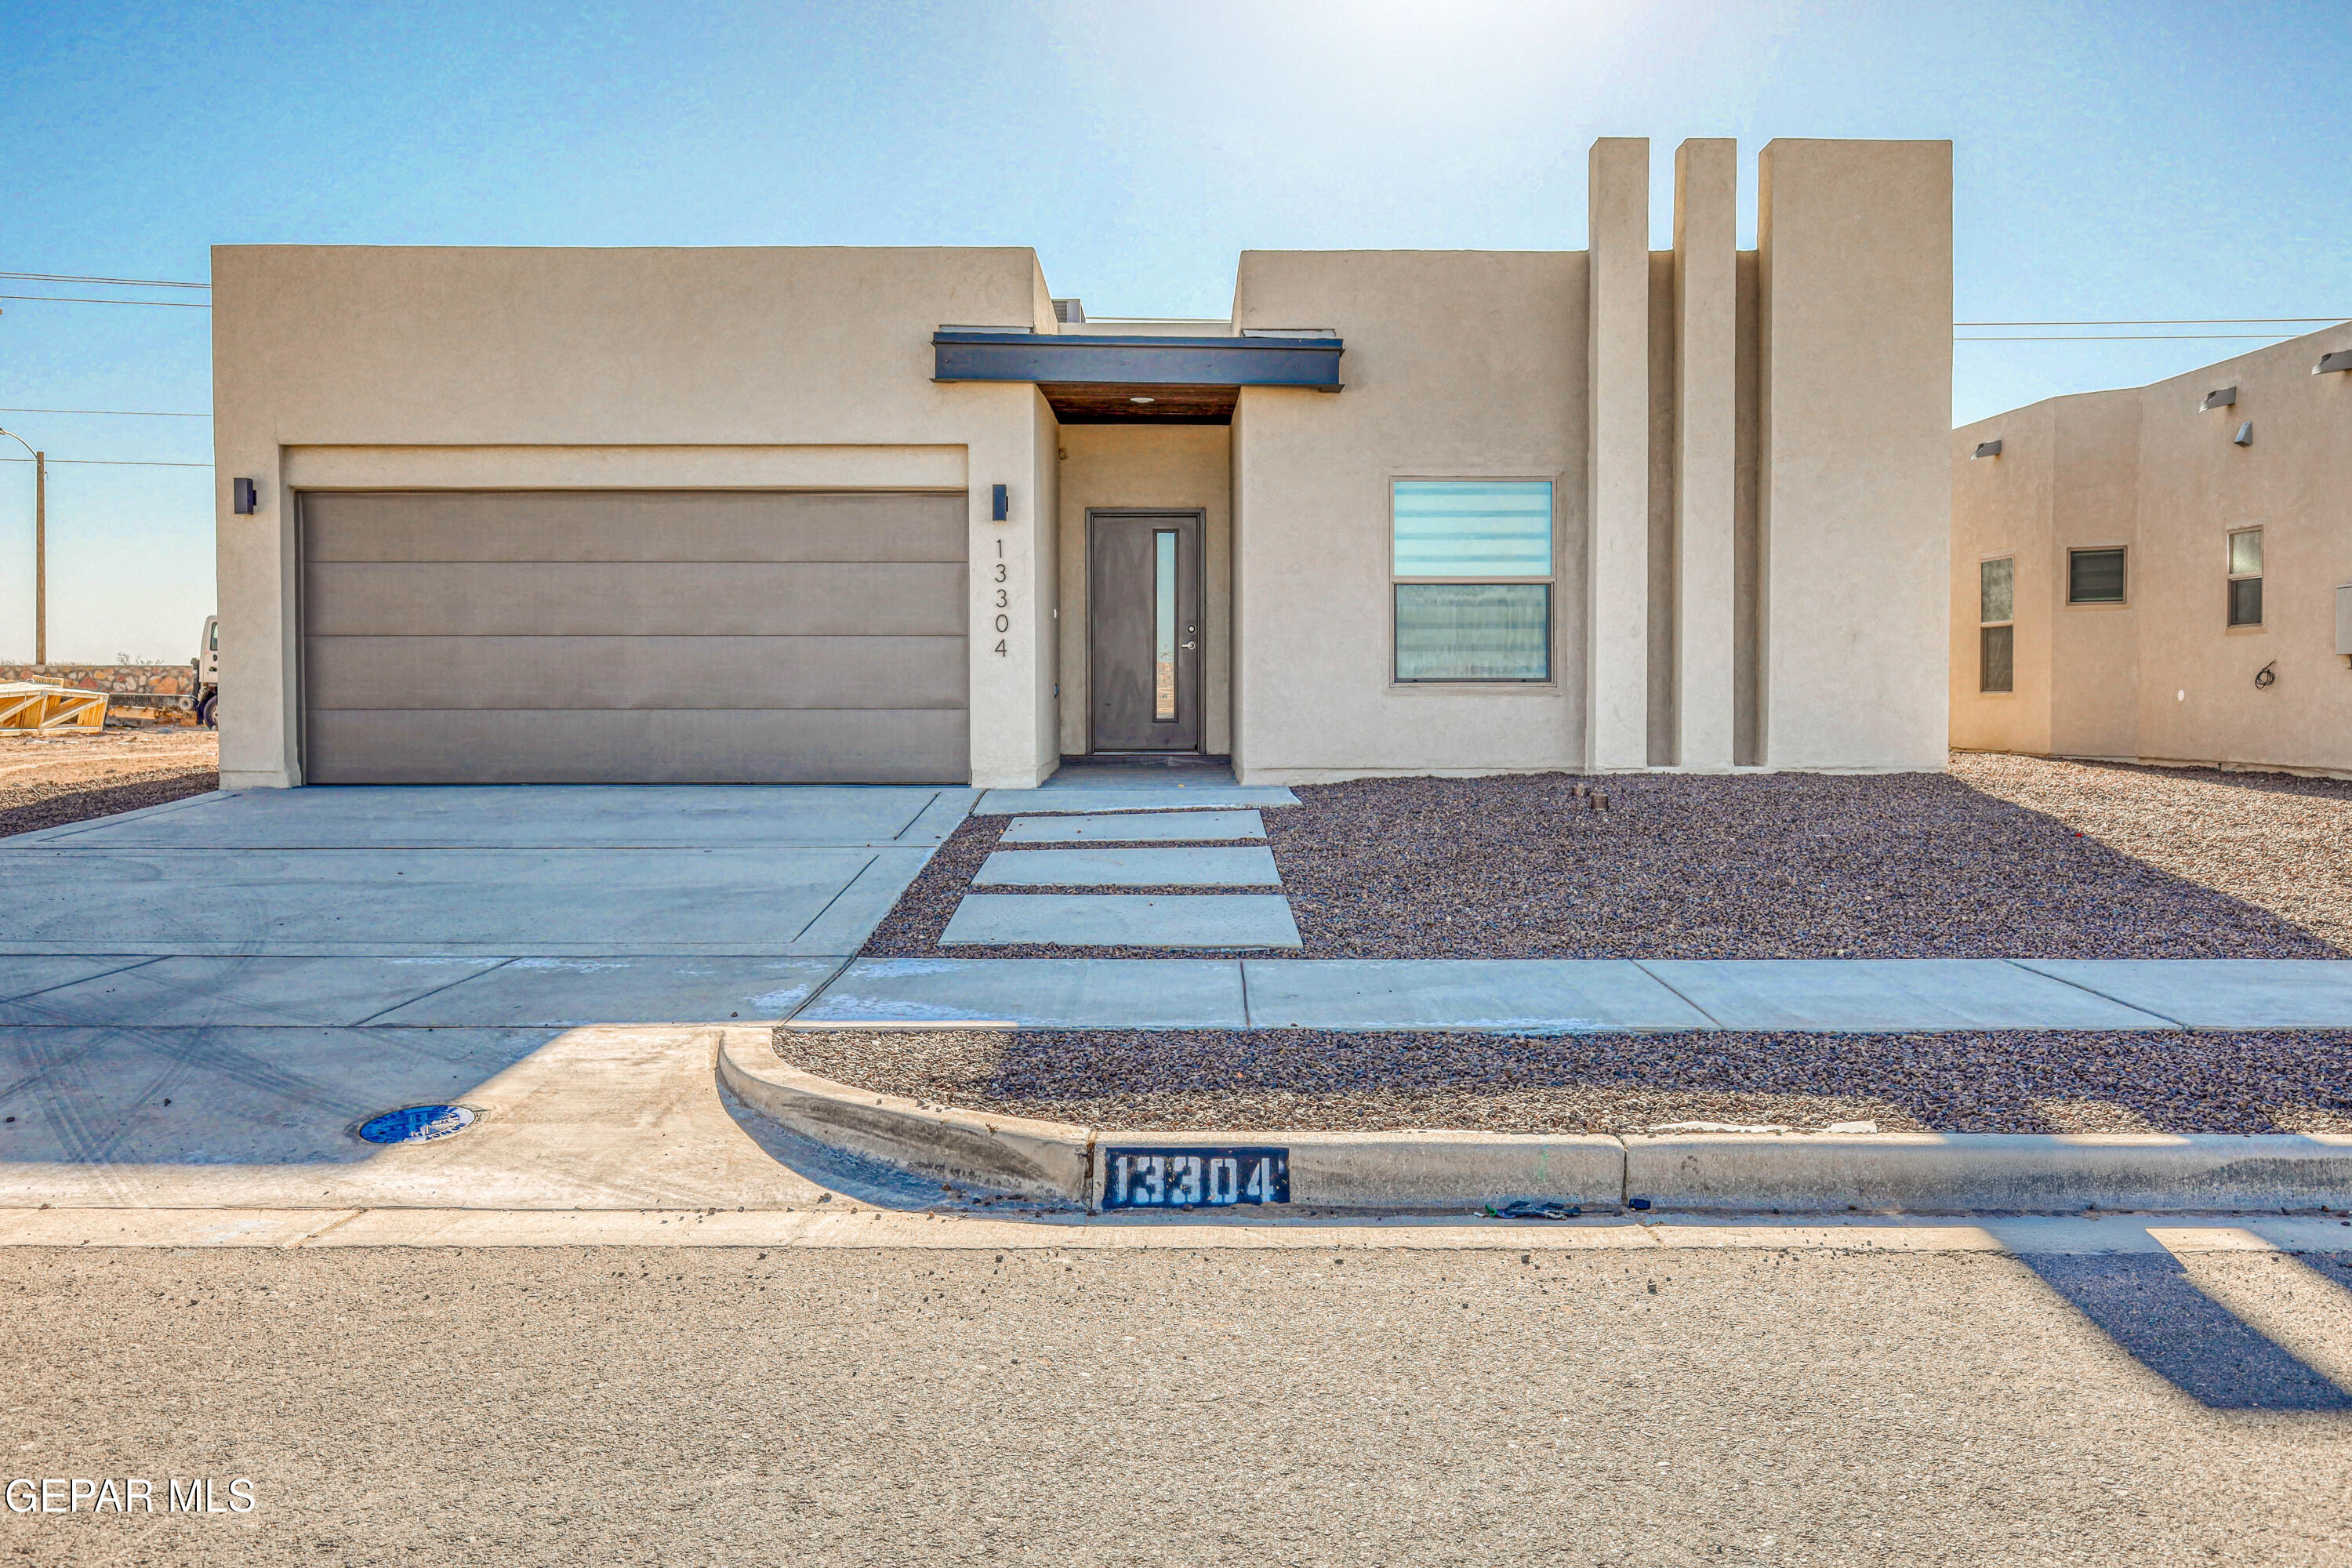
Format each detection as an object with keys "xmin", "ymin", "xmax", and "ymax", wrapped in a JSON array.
[
  {"xmin": 299, "ymin": 488, "xmax": 970, "ymax": 784},
  {"xmin": 305, "ymin": 709, "xmax": 971, "ymax": 785},
  {"xmin": 306, "ymin": 636, "xmax": 967, "ymax": 711},
  {"xmin": 303, "ymin": 561, "xmax": 968, "ymax": 637},
  {"xmin": 302, "ymin": 491, "xmax": 967, "ymax": 564}
]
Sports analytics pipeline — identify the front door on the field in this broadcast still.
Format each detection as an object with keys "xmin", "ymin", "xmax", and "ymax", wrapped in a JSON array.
[{"xmin": 1089, "ymin": 512, "xmax": 1203, "ymax": 752}]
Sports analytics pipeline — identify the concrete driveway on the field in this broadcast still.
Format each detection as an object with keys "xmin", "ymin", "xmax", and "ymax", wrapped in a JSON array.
[{"xmin": 0, "ymin": 785, "xmax": 971, "ymax": 1205}]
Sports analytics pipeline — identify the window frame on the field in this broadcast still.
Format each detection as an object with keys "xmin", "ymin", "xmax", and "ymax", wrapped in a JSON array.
[
  {"xmin": 2226, "ymin": 525, "xmax": 2265, "ymax": 630},
  {"xmin": 2065, "ymin": 545, "xmax": 2130, "ymax": 608},
  {"xmin": 1387, "ymin": 475, "xmax": 1562, "ymax": 688},
  {"xmin": 1977, "ymin": 554, "xmax": 2016, "ymax": 695}
]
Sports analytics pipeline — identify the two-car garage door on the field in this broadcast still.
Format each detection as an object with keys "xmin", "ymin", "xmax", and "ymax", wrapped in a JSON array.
[{"xmin": 299, "ymin": 490, "xmax": 968, "ymax": 784}]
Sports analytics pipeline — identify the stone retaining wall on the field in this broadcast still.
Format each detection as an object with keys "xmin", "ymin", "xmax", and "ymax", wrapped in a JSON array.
[{"xmin": 0, "ymin": 665, "xmax": 198, "ymax": 722}]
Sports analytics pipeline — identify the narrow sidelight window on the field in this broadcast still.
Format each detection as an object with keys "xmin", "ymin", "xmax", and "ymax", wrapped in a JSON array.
[
  {"xmin": 1391, "ymin": 480, "xmax": 1554, "ymax": 681},
  {"xmin": 2227, "ymin": 527, "xmax": 2263, "ymax": 628},
  {"xmin": 2067, "ymin": 547, "xmax": 2127, "ymax": 604},
  {"xmin": 1979, "ymin": 557, "xmax": 2015, "ymax": 694},
  {"xmin": 1153, "ymin": 528, "xmax": 1178, "ymax": 720}
]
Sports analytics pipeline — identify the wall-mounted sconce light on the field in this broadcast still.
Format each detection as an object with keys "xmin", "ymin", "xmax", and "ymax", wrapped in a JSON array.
[
  {"xmin": 232, "ymin": 477, "xmax": 259, "ymax": 514},
  {"xmin": 2319, "ymin": 350, "xmax": 2352, "ymax": 375},
  {"xmin": 1971, "ymin": 439, "xmax": 2002, "ymax": 459},
  {"xmin": 2234, "ymin": 422, "xmax": 2255, "ymax": 447},
  {"xmin": 990, "ymin": 483, "xmax": 1009, "ymax": 521},
  {"xmin": 2201, "ymin": 387, "xmax": 2237, "ymax": 410}
]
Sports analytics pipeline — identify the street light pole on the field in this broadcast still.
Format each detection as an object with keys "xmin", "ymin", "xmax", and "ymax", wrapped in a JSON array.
[{"xmin": 0, "ymin": 428, "xmax": 42, "ymax": 666}]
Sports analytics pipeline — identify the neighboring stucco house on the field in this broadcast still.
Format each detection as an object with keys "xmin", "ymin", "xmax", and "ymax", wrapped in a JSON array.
[
  {"xmin": 211, "ymin": 136, "xmax": 1951, "ymax": 789},
  {"xmin": 1951, "ymin": 322, "xmax": 2352, "ymax": 775}
]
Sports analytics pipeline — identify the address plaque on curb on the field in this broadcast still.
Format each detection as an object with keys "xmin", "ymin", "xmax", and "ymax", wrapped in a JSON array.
[{"xmin": 1103, "ymin": 1147, "xmax": 1290, "ymax": 1210}]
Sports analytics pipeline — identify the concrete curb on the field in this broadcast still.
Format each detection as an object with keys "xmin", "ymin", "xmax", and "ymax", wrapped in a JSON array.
[
  {"xmin": 716, "ymin": 1029, "xmax": 1094, "ymax": 1203},
  {"xmin": 728, "ymin": 1033, "xmax": 2352, "ymax": 1214},
  {"xmin": 1094, "ymin": 1130, "xmax": 1624, "ymax": 1212},
  {"xmin": 1626, "ymin": 1131, "xmax": 2352, "ymax": 1214}
]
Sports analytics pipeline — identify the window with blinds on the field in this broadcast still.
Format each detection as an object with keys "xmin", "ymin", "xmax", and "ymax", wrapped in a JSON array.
[
  {"xmin": 1390, "ymin": 480, "xmax": 1554, "ymax": 682},
  {"xmin": 1980, "ymin": 556, "xmax": 2015, "ymax": 694}
]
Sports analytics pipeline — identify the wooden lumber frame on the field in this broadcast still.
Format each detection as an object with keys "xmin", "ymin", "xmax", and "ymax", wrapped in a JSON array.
[{"xmin": 0, "ymin": 683, "xmax": 110, "ymax": 731}]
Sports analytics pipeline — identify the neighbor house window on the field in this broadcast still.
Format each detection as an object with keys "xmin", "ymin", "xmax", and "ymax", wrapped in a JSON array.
[
  {"xmin": 1979, "ymin": 557, "xmax": 2015, "ymax": 694},
  {"xmin": 2067, "ymin": 546, "xmax": 2127, "ymax": 604},
  {"xmin": 2227, "ymin": 528, "xmax": 2264, "ymax": 627},
  {"xmin": 1391, "ymin": 480, "xmax": 1554, "ymax": 681}
]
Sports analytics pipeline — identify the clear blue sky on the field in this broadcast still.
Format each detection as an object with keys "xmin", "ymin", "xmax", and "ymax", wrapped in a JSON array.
[{"xmin": 2, "ymin": 0, "xmax": 2347, "ymax": 662}]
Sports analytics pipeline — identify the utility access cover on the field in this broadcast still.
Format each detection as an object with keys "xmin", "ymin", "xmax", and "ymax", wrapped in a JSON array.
[{"xmin": 356, "ymin": 1105, "xmax": 477, "ymax": 1145}]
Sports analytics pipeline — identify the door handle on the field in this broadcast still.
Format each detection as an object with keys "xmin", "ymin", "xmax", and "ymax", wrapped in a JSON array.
[{"xmin": 1181, "ymin": 641, "xmax": 1197, "ymax": 650}]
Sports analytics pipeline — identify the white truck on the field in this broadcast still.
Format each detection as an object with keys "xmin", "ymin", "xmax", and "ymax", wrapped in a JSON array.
[{"xmin": 192, "ymin": 615, "xmax": 218, "ymax": 728}]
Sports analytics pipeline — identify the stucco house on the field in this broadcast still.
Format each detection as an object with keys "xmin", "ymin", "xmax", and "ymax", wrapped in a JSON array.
[
  {"xmin": 1951, "ymin": 320, "xmax": 2352, "ymax": 775},
  {"xmin": 211, "ymin": 136, "xmax": 1951, "ymax": 789}
]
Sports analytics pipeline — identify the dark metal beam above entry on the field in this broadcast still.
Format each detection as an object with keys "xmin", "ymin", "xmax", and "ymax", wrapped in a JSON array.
[{"xmin": 933, "ymin": 331, "xmax": 1343, "ymax": 392}]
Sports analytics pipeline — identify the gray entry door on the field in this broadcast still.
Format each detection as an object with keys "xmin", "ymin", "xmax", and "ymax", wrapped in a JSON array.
[
  {"xmin": 298, "ymin": 489, "xmax": 968, "ymax": 784},
  {"xmin": 1089, "ymin": 512, "xmax": 1203, "ymax": 753}
]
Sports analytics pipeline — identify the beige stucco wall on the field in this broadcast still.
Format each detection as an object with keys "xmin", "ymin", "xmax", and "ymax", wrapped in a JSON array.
[
  {"xmin": 1229, "ymin": 249, "xmax": 1591, "ymax": 784},
  {"xmin": 210, "ymin": 245, "xmax": 1062, "ymax": 789},
  {"xmin": 1054, "ymin": 425, "xmax": 1233, "ymax": 757},
  {"xmin": 1952, "ymin": 321, "xmax": 2352, "ymax": 773},
  {"xmin": 1756, "ymin": 139, "xmax": 1953, "ymax": 771}
]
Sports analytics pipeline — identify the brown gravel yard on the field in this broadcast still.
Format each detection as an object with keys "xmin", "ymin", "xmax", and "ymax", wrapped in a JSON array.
[
  {"xmin": 777, "ymin": 1025, "xmax": 2352, "ymax": 1136},
  {"xmin": 0, "ymin": 728, "xmax": 217, "ymax": 839},
  {"xmin": 866, "ymin": 753, "xmax": 2352, "ymax": 959}
]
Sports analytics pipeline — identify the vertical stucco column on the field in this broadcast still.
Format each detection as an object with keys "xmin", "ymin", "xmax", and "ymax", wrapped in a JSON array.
[
  {"xmin": 1585, "ymin": 137, "xmax": 1651, "ymax": 771},
  {"xmin": 1756, "ymin": 139, "xmax": 1953, "ymax": 770},
  {"xmin": 966, "ymin": 390, "xmax": 1057, "ymax": 789},
  {"xmin": 1672, "ymin": 138, "xmax": 1738, "ymax": 771}
]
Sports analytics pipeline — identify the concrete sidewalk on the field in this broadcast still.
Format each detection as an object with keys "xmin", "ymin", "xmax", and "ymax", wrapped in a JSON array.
[{"xmin": 787, "ymin": 956, "xmax": 2352, "ymax": 1032}]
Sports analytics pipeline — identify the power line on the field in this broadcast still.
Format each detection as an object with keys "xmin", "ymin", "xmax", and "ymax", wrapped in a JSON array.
[
  {"xmin": 0, "ymin": 293, "xmax": 210, "ymax": 308},
  {"xmin": 0, "ymin": 270, "xmax": 208, "ymax": 289},
  {"xmin": 1957, "ymin": 316, "xmax": 2344, "ymax": 326},
  {"xmin": 1956, "ymin": 332, "xmax": 2303, "ymax": 342},
  {"xmin": 0, "ymin": 456, "xmax": 211, "ymax": 468},
  {"xmin": 0, "ymin": 406, "xmax": 209, "ymax": 418}
]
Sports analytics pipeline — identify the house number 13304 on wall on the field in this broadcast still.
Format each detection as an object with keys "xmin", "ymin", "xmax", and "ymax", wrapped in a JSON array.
[{"xmin": 991, "ymin": 539, "xmax": 1010, "ymax": 655}]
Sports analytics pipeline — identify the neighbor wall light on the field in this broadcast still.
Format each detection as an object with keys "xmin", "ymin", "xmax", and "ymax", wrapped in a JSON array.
[
  {"xmin": 2319, "ymin": 350, "xmax": 2352, "ymax": 375},
  {"xmin": 1972, "ymin": 439, "xmax": 2002, "ymax": 459},
  {"xmin": 2201, "ymin": 387, "xmax": 2237, "ymax": 410},
  {"xmin": 990, "ymin": 484, "xmax": 1009, "ymax": 521},
  {"xmin": 232, "ymin": 477, "xmax": 258, "ymax": 514},
  {"xmin": 2234, "ymin": 422, "xmax": 2255, "ymax": 446}
]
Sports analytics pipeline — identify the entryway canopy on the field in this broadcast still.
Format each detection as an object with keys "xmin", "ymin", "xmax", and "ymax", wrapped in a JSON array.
[{"xmin": 931, "ymin": 328, "xmax": 1343, "ymax": 424}]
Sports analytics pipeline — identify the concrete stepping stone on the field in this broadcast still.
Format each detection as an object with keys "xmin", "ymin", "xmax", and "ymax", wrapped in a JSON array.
[
  {"xmin": 1241, "ymin": 960, "xmax": 1712, "ymax": 1033},
  {"xmin": 999, "ymin": 810, "xmax": 1265, "ymax": 844},
  {"xmin": 1638, "ymin": 959, "xmax": 2176, "ymax": 1032},
  {"xmin": 2013, "ymin": 960, "xmax": 2352, "ymax": 1028},
  {"xmin": 974, "ymin": 846, "xmax": 1280, "ymax": 887},
  {"xmin": 789, "ymin": 957, "xmax": 1248, "ymax": 1028},
  {"xmin": 973, "ymin": 786, "xmax": 1298, "ymax": 815},
  {"xmin": 941, "ymin": 895, "xmax": 1302, "ymax": 949}
]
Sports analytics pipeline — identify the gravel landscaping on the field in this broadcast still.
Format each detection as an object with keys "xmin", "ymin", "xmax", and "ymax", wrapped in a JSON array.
[
  {"xmin": 0, "ymin": 728, "xmax": 217, "ymax": 840},
  {"xmin": 866, "ymin": 753, "xmax": 2352, "ymax": 960},
  {"xmin": 777, "ymin": 1025, "xmax": 2352, "ymax": 1136}
]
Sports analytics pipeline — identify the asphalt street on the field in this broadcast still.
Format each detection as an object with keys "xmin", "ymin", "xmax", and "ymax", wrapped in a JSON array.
[{"xmin": 7, "ymin": 1239, "xmax": 2352, "ymax": 1566}]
